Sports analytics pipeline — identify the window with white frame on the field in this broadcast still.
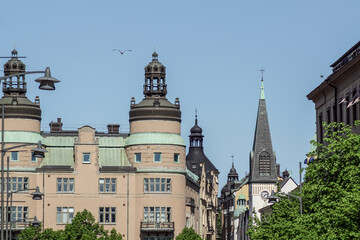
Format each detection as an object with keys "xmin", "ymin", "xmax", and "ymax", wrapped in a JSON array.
[
  {"xmin": 0, "ymin": 177, "xmax": 29, "ymax": 192},
  {"xmin": 1, "ymin": 206, "xmax": 29, "ymax": 223},
  {"xmin": 174, "ymin": 153, "xmax": 179, "ymax": 163},
  {"xmin": 135, "ymin": 153, "xmax": 141, "ymax": 163},
  {"xmin": 83, "ymin": 153, "xmax": 91, "ymax": 163},
  {"xmin": 99, "ymin": 178, "xmax": 116, "ymax": 193},
  {"xmin": 31, "ymin": 153, "xmax": 37, "ymax": 162},
  {"xmin": 143, "ymin": 207, "xmax": 171, "ymax": 223},
  {"xmin": 99, "ymin": 207, "xmax": 116, "ymax": 224},
  {"xmin": 57, "ymin": 207, "xmax": 74, "ymax": 224},
  {"xmin": 154, "ymin": 152, "xmax": 161, "ymax": 162},
  {"xmin": 57, "ymin": 178, "xmax": 74, "ymax": 193},
  {"xmin": 144, "ymin": 178, "xmax": 171, "ymax": 193},
  {"xmin": 10, "ymin": 151, "xmax": 19, "ymax": 161}
]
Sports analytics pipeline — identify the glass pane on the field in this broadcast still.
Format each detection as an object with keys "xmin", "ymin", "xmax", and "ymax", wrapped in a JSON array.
[{"xmin": 57, "ymin": 208, "xmax": 62, "ymax": 223}]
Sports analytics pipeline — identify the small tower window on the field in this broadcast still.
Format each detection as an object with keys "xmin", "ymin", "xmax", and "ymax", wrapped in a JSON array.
[
  {"xmin": 174, "ymin": 153, "xmax": 179, "ymax": 163},
  {"xmin": 135, "ymin": 153, "xmax": 141, "ymax": 163},
  {"xmin": 154, "ymin": 153, "xmax": 162, "ymax": 163}
]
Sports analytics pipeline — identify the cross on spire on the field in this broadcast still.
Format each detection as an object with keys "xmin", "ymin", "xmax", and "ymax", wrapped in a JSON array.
[{"xmin": 259, "ymin": 67, "xmax": 265, "ymax": 81}]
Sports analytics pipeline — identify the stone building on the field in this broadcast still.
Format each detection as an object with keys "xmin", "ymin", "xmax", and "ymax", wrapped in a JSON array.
[
  {"xmin": 307, "ymin": 41, "xmax": 360, "ymax": 140},
  {"xmin": 185, "ymin": 116, "xmax": 219, "ymax": 240},
  {"xmin": 0, "ymin": 50, "xmax": 219, "ymax": 240},
  {"xmin": 219, "ymin": 77, "xmax": 297, "ymax": 240}
]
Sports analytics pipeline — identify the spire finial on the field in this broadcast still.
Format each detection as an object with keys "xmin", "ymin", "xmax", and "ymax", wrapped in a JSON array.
[
  {"xmin": 195, "ymin": 108, "xmax": 198, "ymax": 125},
  {"xmin": 260, "ymin": 67, "xmax": 265, "ymax": 81},
  {"xmin": 231, "ymin": 155, "xmax": 234, "ymax": 168},
  {"xmin": 259, "ymin": 68, "xmax": 266, "ymax": 100}
]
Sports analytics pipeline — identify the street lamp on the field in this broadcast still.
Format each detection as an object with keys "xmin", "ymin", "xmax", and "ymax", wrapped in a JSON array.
[
  {"xmin": 7, "ymin": 187, "xmax": 44, "ymax": 240},
  {"xmin": 267, "ymin": 190, "xmax": 303, "ymax": 215},
  {"xmin": 0, "ymin": 57, "xmax": 59, "ymax": 240}
]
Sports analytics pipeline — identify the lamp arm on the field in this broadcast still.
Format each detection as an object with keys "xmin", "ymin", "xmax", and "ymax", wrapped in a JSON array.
[
  {"xmin": 0, "ymin": 71, "xmax": 45, "ymax": 81},
  {"xmin": 2, "ymin": 143, "xmax": 40, "ymax": 152}
]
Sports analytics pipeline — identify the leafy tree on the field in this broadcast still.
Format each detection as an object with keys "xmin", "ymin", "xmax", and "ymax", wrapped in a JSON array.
[
  {"xmin": 248, "ymin": 122, "xmax": 360, "ymax": 239},
  {"xmin": 18, "ymin": 209, "xmax": 122, "ymax": 240},
  {"xmin": 176, "ymin": 227, "xmax": 203, "ymax": 240}
]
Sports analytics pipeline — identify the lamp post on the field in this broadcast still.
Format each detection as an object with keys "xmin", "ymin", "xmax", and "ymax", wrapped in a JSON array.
[
  {"xmin": 7, "ymin": 187, "xmax": 44, "ymax": 240},
  {"xmin": 267, "ymin": 190, "xmax": 303, "ymax": 215},
  {"xmin": 0, "ymin": 67, "xmax": 59, "ymax": 240}
]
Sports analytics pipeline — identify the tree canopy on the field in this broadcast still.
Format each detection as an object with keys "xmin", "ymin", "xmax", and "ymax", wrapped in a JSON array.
[
  {"xmin": 175, "ymin": 227, "xmax": 203, "ymax": 240},
  {"xmin": 248, "ymin": 122, "xmax": 360, "ymax": 239},
  {"xmin": 18, "ymin": 209, "xmax": 123, "ymax": 240}
]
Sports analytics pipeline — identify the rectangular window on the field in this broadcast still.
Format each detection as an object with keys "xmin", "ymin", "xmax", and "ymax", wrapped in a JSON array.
[
  {"xmin": 83, "ymin": 153, "xmax": 91, "ymax": 163},
  {"xmin": 154, "ymin": 153, "xmax": 161, "ymax": 162},
  {"xmin": 135, "ymin": 153, "xmax": 141, "ymax": 163},
  {"xmin": 57, "ymin": 178, "xmax": 74, "ymax": 193},
  {"xmin": 174, "ymin": 153, "xmax": 179, "ymax": 163},
  {"xmin": 1, "ymin": 177, "xmax": 29, "ymax": 192},
  {"xmin": 1, "ymin": 206, "xmax": 29, "ymax": 223},
  {"xmin": 339, "ymin": 101, "xmax": 343, "ymax": 122},
  {"xmin": 346, "ymin": 96, "xmax": 350, "ymax": 125},
  {"xmin": 144, "ymin": 178, "xmax": 171, "ymax": 193},
  {"xmin": 31, "ymin": 153, "xmax": 37, "ymax": 162},
  {"xmin": 10, "ymin": 152, "xmax": 19, "ymax": 161},
  {"xmin": 57, "ymin": 207, "xmax": 74, "ymax": 224},
  {"xmin": 99, "ymin": 178, "xmax": 116, "ymax": 193},
  {"xmin": 99, "ymin": 207, "xmax": 116, "ymax": 224},
  {"xmin": 143, "ymin": 207, "xmax": 171, "ymax": 223}
]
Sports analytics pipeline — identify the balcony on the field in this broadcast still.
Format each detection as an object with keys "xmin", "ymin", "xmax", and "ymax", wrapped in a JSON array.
[
  {"xmin": 207, "ymin": 226, "xmax": 215, "ymax": 235},
  {"xmin": 140, "ymin": 221, "xmax": 175, "ymax": 232},
  {"xmin": 206, "ymin": 201, "xmax": 214, "ymax": 210},
  {"xmin": 186, "ymin": 197, "xmax": 195, "ymax": 207}
]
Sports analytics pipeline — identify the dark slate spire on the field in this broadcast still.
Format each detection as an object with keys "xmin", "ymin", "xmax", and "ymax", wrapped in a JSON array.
[
  {"xmin": 186, "ymin": 112, "xmax": 218, "ymax": 177},
  {"xmin": 227, "ymin": 155, "xmax": 238, "ymax": 182},
  {"xmin": 249, "ymin": 78, "xmax": 277, "ymax": 183}
]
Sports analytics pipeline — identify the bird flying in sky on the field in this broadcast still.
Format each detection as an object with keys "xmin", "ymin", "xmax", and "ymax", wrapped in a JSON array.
[{"xmin": 113, "ymin": 49, "xmax": 132, "ymax": 54}]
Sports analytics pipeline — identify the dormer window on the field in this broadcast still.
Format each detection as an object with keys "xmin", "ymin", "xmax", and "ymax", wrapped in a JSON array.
[{"xmin": 83, "ymin": 153, "xmax": 91, "ymax": 164}]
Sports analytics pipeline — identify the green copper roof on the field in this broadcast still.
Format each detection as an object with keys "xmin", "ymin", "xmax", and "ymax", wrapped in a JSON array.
[
  {"xmin": 40, "ymin": 147, "xmax": 74, "ymax": 167},
  {"xmin": 233, "ymin": 205, "xmax": 247, "ymax": 218},
  {"xmin": 0, "ymin": 131, "xmax": 43, "ymax": 143},
  {"xmin": 43, "ymin": 136, "xmax": 75, "ymax": 147},
  {"xmin": 125, "ymin": 132, "xmax": 185, "ymax": 146},
  {"xmin": 99, "ymin": 148, "xmax": 131, "ymax": 167},
  {"xmin": 99, "ymin": 137, "xmax": 125, "ymax": 147},
  {"xmin": 260, "ymin": 80, "xmax": 265, "ymax": 99},
  {"xmin": 186, "ymin": 168, "xmax": 199, "ymax": 182},
  {"xmin": 238, "ymin": 194, "xmax": 246, "ymax": 200}
]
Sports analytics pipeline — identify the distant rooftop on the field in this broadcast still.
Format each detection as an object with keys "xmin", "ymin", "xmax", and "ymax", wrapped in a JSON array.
[{"xmin": 331, "ymin": 41, "xmax": 360, "ymax": 73}]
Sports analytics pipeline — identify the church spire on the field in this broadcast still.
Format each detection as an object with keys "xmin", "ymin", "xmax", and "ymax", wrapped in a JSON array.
[{"xmin": 249, "ymin": 76, "xmax": 277, "ymax": 183}]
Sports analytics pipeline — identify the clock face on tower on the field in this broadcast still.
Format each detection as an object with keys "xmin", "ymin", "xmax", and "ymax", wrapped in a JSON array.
[{"xmin": 261, "ymin": 190, "xmax": 269, "ymax": 199}]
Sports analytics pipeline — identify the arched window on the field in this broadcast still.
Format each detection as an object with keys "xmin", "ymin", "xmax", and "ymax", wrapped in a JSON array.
[{"xmin": 259, "ymin": 151, "xmax": 270, "ymax": 176}]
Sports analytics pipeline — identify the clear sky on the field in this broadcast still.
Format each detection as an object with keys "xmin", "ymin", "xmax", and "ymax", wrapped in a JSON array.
[{"xmin": 1, "ymin": 0, "xmax": 359, "ymax": 191}]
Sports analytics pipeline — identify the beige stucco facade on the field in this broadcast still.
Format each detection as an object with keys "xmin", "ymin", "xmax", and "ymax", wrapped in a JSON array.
[{"xmin": 0, "ymin": 51, "xmax": 219, "ymax": 240}]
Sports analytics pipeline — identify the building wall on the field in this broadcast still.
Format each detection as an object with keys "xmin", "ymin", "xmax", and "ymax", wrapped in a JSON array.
[{"xmin": 249, "ymin": 183, "xmax": 277, "ymax": 220}]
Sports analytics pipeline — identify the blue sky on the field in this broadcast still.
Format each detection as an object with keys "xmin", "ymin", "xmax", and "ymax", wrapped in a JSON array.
[{"xmin": 1, "ymin": 0, "xmax": 359, "ymax": 190}]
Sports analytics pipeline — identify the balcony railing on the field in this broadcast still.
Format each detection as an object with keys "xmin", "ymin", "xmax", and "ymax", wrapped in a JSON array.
[
  {"xmin": 140, "ymin": 221, "xmax": 175, "ymax": 232},
  {"xmin": 186, "ymin": 197, "xmax": 195, "ymax": 207},
  {"xmin": 207, "ymin": 226, "xmax": 215, "ymax": 235}
]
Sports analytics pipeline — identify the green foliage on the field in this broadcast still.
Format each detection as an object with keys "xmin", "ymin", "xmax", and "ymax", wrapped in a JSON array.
[
  {"xmin": 176, "ymin": 227, "xmax": 203, "ymax": 240},
  {"xmin": 18, "ymin": 209, "xmax": 122, "ymax": 240},
  {"xmin": 248, "ymin": 122, "xmax": 360, "ymax": 239},
  {"xmin": 216, "ymin": 209, "xmax": 221, "ymax": 236}
]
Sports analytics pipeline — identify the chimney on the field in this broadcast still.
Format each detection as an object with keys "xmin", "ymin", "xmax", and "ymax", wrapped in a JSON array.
[
  {"xmin": 107, "ymin": 124, "xmax": 120, "ymax": 134},
  {"xmin": 49, "ymin": 118, "xmax": 63, "ymax": 133}
]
